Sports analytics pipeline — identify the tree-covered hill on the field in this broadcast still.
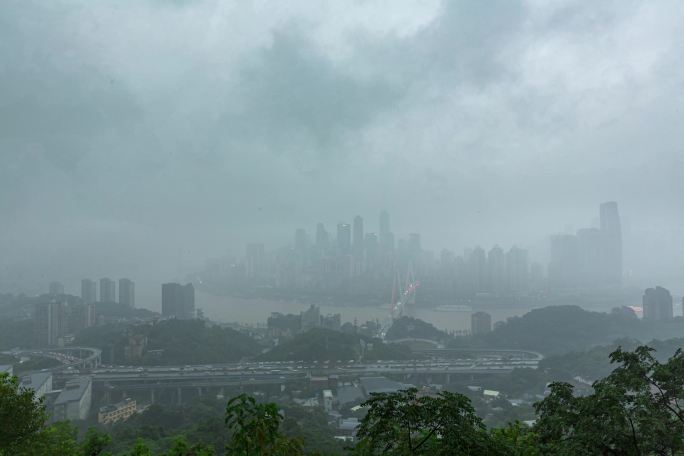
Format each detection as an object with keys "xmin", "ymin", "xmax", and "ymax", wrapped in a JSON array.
[
  {"xmin": 385, "ymin": 316, "xmax": 450, "ymax": 342},
  {"xmin": 454, "ymin": 305, "xmax": 684, "ymax": 355},
  {"xmin": 259, "ymin": 327, "xmax": 413, "ymax": 362},
  {"xmin": 75, "ymin": 319, "xmax": 261, "ymax": 365}
]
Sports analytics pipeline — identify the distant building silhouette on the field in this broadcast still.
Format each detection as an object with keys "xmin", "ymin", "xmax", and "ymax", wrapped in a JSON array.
[
  {"xmin": 468, "ymin": 247, "xmax": 487, "ymax": 293},
  {"xmin": 315, "ymin": 223, "xmax": 329, "ymax": 250},
  {"xmin": 506, "ymin": 247, "xmax": 529, "ymax": 293},
  {"xmin": 364, "ymin": 233, "xmax": 379, "ymax": 272},
  {"xmin": 81, "ymin": 279, "xmax": 97, "ymax": 304},
  {"xmin": 99, "ymin": 278, "xmax": 116, "ymax": 303},
  {"xmin": 353, "ymin": 216, "xmax": 364, "ymax": 258},
  {"xmin": 245, "ymin": 243, "xmax": 266, "ymax": 279},
  {"xmin": 642, "ymin": 286, "xmax": 673, "ymax": 321},
  {"xmin": 161, "ymin": 283, "xmax": 195, "ymax": 319},
  {"xmin": 408, "ymin": 233, "xmax": 421, "ymax": 267},
  {"xmin": 379, "ymin": 211, "xmax": 394, "ymax": 252},
  {"xmin": 118, "ymin": 279, "xmax": 135, "ymax": 308},
  {"xmin": 85, "ymin": 303, "xmax": 96, "ymax": 328},
  {"xmin": 487, "ymin": 246, "xmax": 505, "ymax": 294},
  {"xmin": 600, "ymin": 201, "xmax": 623, "ymax": 284},
  {"xmin": 300, "ymin": 304, "xmax": 321, "ymax": 332},
  {"xmin": 337, "ymin": 223, "xmax": 352, "ymax": 253},
  {"xmin": 471, "ymin": 311, "xmax": 492, "ymax": 335},
  {"xmin": 294, "ymin": 228, "xmax": 307, "ymax": 253},
  {"xmin": 576, "ymin": 228, "xmax": 603, "ymax": 287},
  {"xmin": 548, "ymin": 202, "xmax": 623, "ymax": 289},
  {"xmin": 549, "ymin": 235, "xmax": 579, "ymax": 288}
]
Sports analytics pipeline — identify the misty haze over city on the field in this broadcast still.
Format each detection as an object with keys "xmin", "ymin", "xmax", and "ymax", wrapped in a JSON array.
[
  {"xmin": 2, "ymin": 1, "xmax": 683, "ymax": 304},
  {"xmin": 3, "ymin": 2, "xmax": 684, "ymax": 454}
]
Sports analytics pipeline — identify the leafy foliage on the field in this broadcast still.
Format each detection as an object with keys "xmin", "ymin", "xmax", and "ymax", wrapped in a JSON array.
[
  {"xmin": 225, "ymin": 394, "xmax": 303, "ymax": 456},
  {"xmin": 76, "ymin": 319, "xmax": 260, "ymax": 365},
  {"xmin": 385, "ymin": 317, "xmax": 449, "ymax": 343},
  {"xmin": 7, "ymin": 343, "xmax": 684, "ymax": 455},
  {"xmin": 260, "ymin": 327, "xmax": 411, "ymax": 362},
  {"xmin": 534, "ymin": 345, "xmax": 684, "ymax": 454},
  {"xmin": 467, "ymin": 305, "xmax": 684, "ymax": 355},
  {"xmin": 354, "ymin": 387, "xmax": 503, "ymax": 455},
  {"xmin": 0, "ymin": 372, "xmax": 47, "ymax": 454}
]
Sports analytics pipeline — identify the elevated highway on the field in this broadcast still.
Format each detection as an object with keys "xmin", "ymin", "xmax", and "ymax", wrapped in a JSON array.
[
  {"xmin": 27, "ymin": 346, "xmax": 542, "ymax": 403},
  {"xmin": 55, "ymin": 349, "xmax": 541, "ymax": 393}
]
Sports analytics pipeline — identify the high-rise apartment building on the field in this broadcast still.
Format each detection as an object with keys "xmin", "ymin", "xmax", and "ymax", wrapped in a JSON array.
[
  {"xmin": 85, "ymin": 303, "xmax": 97, "ymax": 328},
  {"xmin": 471, "ymin": 311, "xmax": 492, "ymax": 335},
  {"xmin": 548, "ymin": 202, "xmax": 623, "ymax": 290},
  {"xmin": 337, "ymin": 223, "xmax": 351, "ymax": 253},
  {"xmin": 364, "ymin": 233, "xmax": 379, "ymax": 272},
  {"xmin": 379, "ymin": 211, "xmax": 394, "ymax": 252},
  {"xmin": 315, "ymin": 223, "xmax": 329, "ymax": 250},
  {"xmin": 99, "ymin": 278, "xmax": 116, "ymax": 303},
  {"xmin": 576, "ymin": 228, "xmax": 603, "ymax": 287},
  {"xmin": 161, "ymin": 283, "xmax": 195, "ymax": 319},
  {"xmin": 119, "ymin": 279, "xmax": 135, "ymax": 308},
  {"xmin": 294, "ymin": 229, "xmax": 307, "ymax": 253},
  {"xmin": 468, "ymin": 247, "xmax": 487, "ymax": 293},
  {"xmin": 34, "ymin": 300, "xmax": 66, "ymax": 347},
  {"xmin": 81, "ymin": 279, "xmax": 97, "ymax": 304},
  {"xmin": 548, "ymin": 235, "xmax": 579, "ymax": 288},
  {"xmin": 245, "ymin": 243, "xmax": 266, "ymax": 279},
  {"xmin": 353, "ymin": 216, "xmax": 364, "ymax": 256},
  {"xmin": 642, "ymin": 286, "xmax": 673, "ymax": 321},
  {"xmin": 600, "ymin": 201, "xmax": 622, "ymax": 284},
  {"xmin": 487, "ymin": 246, "xmax": 506, "ymax": 294},
  {"xmin": 506, "ymin": 247, "xmax": 529, "ymax": 293}
]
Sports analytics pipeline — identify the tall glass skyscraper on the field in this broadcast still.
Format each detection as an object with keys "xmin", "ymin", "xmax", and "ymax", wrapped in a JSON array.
[{"xmin": 600, "ymin": 201, "xmax": 622, "ymax": 284}]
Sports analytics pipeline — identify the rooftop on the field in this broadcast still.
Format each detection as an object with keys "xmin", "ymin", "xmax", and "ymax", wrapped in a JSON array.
[
  {"xmin": 337, "ymin": 385, "xmax": 365, "ymax": 406},
  {"xmin": 359, "ymin": 377, "xmax": 411, "ymax": 396},
  {"xmin": 21, "ymin": 372, "xmax": 52, "ymax": 391},
  {"xmin": 99, "ymin": 398, "xmax": 135, "ymax": 414},
  {"xmin": 54, "ymin": 376, "xmax": 91, "ymax": 405}
]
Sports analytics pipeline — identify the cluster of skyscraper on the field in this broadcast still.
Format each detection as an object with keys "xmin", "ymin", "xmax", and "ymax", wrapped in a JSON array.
[
  {"xmin": 241, "ymin": 211, "xmax": 423, "ymax": 290},
  {"xmin": 204, "ymin": 202, "xmax": 624, "ymax": 298},
  {"xmin": 437, "ymin": 245, "xmax": 534, "ymax": 296},
  {"xmin": 80, "ymin": 278, "xmax": 135, "ymax": 307},
  {"xmin": 211, "ymin": 210, "xmax": 539, "ymax": 297},
  {"xmin": 548, "ymin": 202, "xmax": 623, "ymax": 289},
  {"xmin": 36, "ymin": 277, "xmax": 136, "ymax": 347}
]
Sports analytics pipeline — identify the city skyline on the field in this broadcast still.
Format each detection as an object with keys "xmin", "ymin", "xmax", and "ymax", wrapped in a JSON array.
[
  {"xmin": 11, "ymin": 200, "xmax": 681, "ymax": 305},
  {"xmin": 2, "ymin": 2, "xmax": 684, "ymax": 299},
  {"xmin": 2, "ymin": 2, "xmax": 684, "ymax": 451}
]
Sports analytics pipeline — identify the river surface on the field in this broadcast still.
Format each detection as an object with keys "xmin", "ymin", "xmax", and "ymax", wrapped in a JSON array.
[{"xmin": 195, "ymin": 291, "xmax": 536, "ymax": 332}]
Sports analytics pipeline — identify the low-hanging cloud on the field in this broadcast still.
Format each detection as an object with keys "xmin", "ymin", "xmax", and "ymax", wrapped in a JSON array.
[{"xmin": 1, "ymin": 0, "xmax": 683, "ymax": 299}]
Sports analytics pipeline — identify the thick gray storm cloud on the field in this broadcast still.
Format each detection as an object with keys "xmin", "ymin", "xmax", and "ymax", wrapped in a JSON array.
[{"xmin": 1, "ymin": 0, "xmax": 683, "ymax": 300}]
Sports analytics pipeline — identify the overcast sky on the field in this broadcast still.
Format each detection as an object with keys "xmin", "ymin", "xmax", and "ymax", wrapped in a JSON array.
[{"xmin": 1, "ymin": 0, "xmax": 683, "ymax": 300}]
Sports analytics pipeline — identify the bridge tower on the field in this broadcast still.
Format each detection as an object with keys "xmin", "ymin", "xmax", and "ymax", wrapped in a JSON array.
[{"xmin": 390, "ymin": 264, "xmax": 419, "ymax": 320}]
